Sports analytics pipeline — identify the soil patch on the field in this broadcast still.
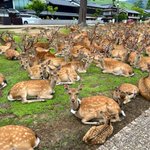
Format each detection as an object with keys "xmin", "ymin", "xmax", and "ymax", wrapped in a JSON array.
[{"xmin": 32, "ymin": 95, "xmax": 150, "ymax": 150}]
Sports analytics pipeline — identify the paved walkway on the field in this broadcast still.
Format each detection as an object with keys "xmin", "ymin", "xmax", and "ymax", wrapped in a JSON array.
[{"xmin": 98, "ymin": 108, "xmax": 150, "ymax": 150}]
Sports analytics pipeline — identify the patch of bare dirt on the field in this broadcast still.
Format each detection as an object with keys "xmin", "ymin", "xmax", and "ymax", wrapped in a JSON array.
[{"xmin": 32, "ymin": 95, "xmax": 150, "ymax": 150}]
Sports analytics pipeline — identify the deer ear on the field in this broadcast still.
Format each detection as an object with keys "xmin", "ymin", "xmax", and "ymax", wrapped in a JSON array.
[{"xmin": 64, "ymin": 85, "xmax": 69, "ymax": 91}]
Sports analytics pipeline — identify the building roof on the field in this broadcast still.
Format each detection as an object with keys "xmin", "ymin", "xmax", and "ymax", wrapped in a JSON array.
[
  {"xmin": 41, "ymin": 11, "xmax": 79, "ymax": 17},
  {"xmin": 122, "ymin": 9, "xmax": 140, "ymax": 14},
  {"xmin": 47, "ymin": 0, "xmax": 78, "ymax": 7},
  {"xmin": 144, "ymin": 9, "xmax": 150, "ymax": 13}
]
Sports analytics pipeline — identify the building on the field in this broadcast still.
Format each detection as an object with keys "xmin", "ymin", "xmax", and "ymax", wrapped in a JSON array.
[
  {"xmin": 120, "ymin": 9, "xmax": 140, "ymax": 20},
  {"xmin": 0, "ymin": 0, "xmax": 140, "ymax": 21},
  {"xmin": 0, "ymin": 0, "xmax": 30, "ymax": 10}
]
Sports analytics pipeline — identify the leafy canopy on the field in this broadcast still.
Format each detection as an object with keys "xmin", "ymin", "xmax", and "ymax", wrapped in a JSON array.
[{"xmin": 26, "ymin": 0, "xmax": 46, "ymax": 16}]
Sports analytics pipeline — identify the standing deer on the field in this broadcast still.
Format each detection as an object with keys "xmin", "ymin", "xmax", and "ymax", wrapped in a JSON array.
[
  {"xmin": 64, "ymin": 85, "xmax": 125, "ymax": 125},
  {"xmin": 0, "ymin": 125, "xmax": 40, "ymax": 150}
]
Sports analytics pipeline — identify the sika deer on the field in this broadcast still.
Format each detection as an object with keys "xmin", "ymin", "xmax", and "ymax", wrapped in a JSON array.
[
  {"xmin": 5, "ymin": 49, "xmax": 20, "ymax": 60},
  {"xmin": 0, "ymin": 42, "xmax": 12, "ymax": 54},
  {"xmin": 56, "ymin": 63, "xmax": 80, "ymax": 85},
  {"xmin": 113, "ymin": 83, "xmax": 139, "ymax": 104},
  {"xmin": 64, "ymin": 85, "xmax": 124, "ymax": 125},
  {"xmin": 0, "ymin": 73, "xmax": 7, "ymax": 89},
  {"xmin": 138, "ymin": 64, "xmax": 150, "ymax": 100},
  {"xmin": 83, "ymin": 110, "xmax": 114, "ymax": 145},
  {"xmin": 0, "ymin": 125, "xmax": 40, "ymax": 150},
  {"xmin": 8, "ymin": 68, "xmax": 58, "ymax": 103},
  {"xmin": 97, "ymin": 57, "xmax": 134, "ymax": 77}
]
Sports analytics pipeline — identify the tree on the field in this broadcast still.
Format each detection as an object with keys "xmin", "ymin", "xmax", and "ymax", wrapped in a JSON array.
[
  {"xmin": 114, "ymin": 13, "xmax": 128, "ymax": 22},
  {"xmin": 132, "ymin": 6, "xmax": 145, "ymax": 20},
  {"xmin": 47, "ymin": 6, "xmax": 58, "ymax": 19},
  {"xmin": 112, "ymin": 0, "xmax": 116, "ymax": 6},
  {"xmin": 146, "ymin": 0, "xmax": 150, "ymax": 9},
  {"xmin": 78, "ymin": 0, "xmax": 87, "ymax": 26},
  {"xmin": 134, "ymin": 0, "xmax": 144, "ymax": 8},
  {"xmin": 92, "ymin": 8, "xmax": 102, "ymax": 17},
  {"xmin": 26, "ymin": 0, "xmax": 46, "ymax": 16}
]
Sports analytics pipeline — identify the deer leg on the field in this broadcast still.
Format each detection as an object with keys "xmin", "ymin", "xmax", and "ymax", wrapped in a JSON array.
[
  {"xmin": 56, "ymin": 81, "xmax": 74, "ymax": 85},
  {"xmin": 81, "ymin": 115, "xmax": 104, "ymax": 125},
  {"xmin": 102, "ymin": 70, "xmax": 111, "ymax": 73},
  {"xmin": 81, "ymin": 118, "xmax": 101, "ymax": 125},
  {"xmin": 39, "ymin": 94, "xmax": 53, "ymax": 100},
  {"xmin": 22, "ymin": 96, "xmax": 45, "ymax": 103}
]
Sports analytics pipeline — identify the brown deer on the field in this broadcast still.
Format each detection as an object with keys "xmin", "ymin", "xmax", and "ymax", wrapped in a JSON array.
[
  {"xmin": 0, "ymin": 125, "xmax": 40, "ymax": 150},
  {"xmin": 113, "ymin": 83, "xmax": 139, "ymax": 104},
  {"xmin": 0, "ymin": 73, "xmax": 7, "ymax": 89},
  {"xmin": 5, "ymin": 49, "xmax": 20, "ymax": 60},
  {"xmin": 83, "ymin": 110, "xmax": 114, "ymax": 145},
  {"xmin": 110, "ymin": 44, "xmax": 128, "ymax": 62},
  {"xmin": 138, "ymin": 64, "xmax": 150, "ymax": 100},
  {"xmin": 64, "ymin": 85, "xmax": 124, "ymax": 125},
  {"xmin": 8, "ymin": 68, "xmax": 58, "ymax": 103},
  {"xmin": 22, "ymin": 59, "xmax": 46, "ymax": 79},
  {"xmin": 97, "ymin": 57, "xmax": 134, "ymax": 77},
  {"xmin": 0, "ymin": 42, "xmax": 12, "ymax": 54},
  {"xmin": 56, "ymin": 63, "xmax": 80, "ymax": 85}
]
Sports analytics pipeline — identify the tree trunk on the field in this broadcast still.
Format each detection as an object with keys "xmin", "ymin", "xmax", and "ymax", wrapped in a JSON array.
[{"xmin": 78, "ymin": 0, "xmax": 87, "ymax": 26}]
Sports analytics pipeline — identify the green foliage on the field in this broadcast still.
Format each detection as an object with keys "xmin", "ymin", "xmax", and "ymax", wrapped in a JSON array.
[
  {"xmin": 146, "ymin": 0, "xmax": 150, "ymax": 9},
  {"xmin": 47, "ymin": 6, "xmax": 58, "ymax": 18},
  {"xmin": 89, "ymin": 0, "xmax": 134, "ymax": 9},
  {"xmin": 133, "ymin": 0, "xmax": 144, "ymax": 8},
  {"xmin": 118, "ymin": 13, "xmax": 128, "ymax": 22},
  {"xmin": 132, "ymin": 6, "xmax": 144, "ymax": 16},
  {"xmin": 26, "ymin": 0, "xmax": 46, "ymax": 16},
  {"xmin": 92, "ymin": 8, "xmax": 102, "ymax": 17}
]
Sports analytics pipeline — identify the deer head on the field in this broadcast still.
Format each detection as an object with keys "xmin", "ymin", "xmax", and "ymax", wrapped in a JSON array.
[{"xmin": 64, "ymin": 84, "xmax": 82, "ymax": 110}]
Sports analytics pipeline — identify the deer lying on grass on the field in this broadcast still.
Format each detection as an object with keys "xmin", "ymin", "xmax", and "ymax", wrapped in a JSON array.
[
  {"xmin": 0, "ymin": 73, "xmax": 7, "ymax": 89},
  {"xmin": 138, "ymin": 64, "xmax": 150, "ymax": 101},
  {"xmin": 22, "ymin": 58, "xmax": 47, "ymax": 79},
  {"xmin": 56, "ymin": 63, "xmax": 80, "ymax": 85},
  {"xmin": 113, "ymin": 83, "xmax": 139, "ymax": 105},
  {"xmin": 0, "ymin": 125, "xmax": 40, "ymax": 150},
  {"xmin": 97, "ymin": 57, "xmax": 134, "ymax": 77},
  {"xmin": 64, "ymin": 85, "xmax": 125, "ymax": 125},
  {"xmin": 8, "ymin": 68, "xmax": 58, "ymax": 103},
  {"xmin": 4, "ymin": 49, "xmax": 20, "ymax": 60},
  {"xmin": 83, "ymin": 110, "xmax": 113, "ymax": 145},
  {"xmin": 0, "ymin": 42, "xmax": 12, "ymax": 54},
  {"xmin": 110, "ymin": 44, "xmax": 128, "ymax": 62}
]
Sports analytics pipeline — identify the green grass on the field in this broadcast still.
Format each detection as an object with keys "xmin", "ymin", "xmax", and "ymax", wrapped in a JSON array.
[
  {"xmin": 0, "ymin": 29, "xmax": 148, "ymax": 126},
  {"xmin": 0, "ymin": 53, "xmax": 148, "ymax": 126}
]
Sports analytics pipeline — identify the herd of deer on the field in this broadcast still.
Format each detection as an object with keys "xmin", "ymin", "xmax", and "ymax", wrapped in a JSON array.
[{"xmin": 0, "ymin": 22, "xmax": 150, "ymax": 149}]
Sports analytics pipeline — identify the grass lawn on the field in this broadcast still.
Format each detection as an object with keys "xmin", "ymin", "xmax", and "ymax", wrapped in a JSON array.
[
  {"xmin": 0, "ymin": 54, "xmax": 147, "ymax": 125},
  {"xmin": 0, "ymin": 30, "xmax": 149, "ymax": 149}
]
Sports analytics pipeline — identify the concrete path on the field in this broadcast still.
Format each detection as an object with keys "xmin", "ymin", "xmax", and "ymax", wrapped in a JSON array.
[{"xmin": 98, "ymin": 108, "xmax": 150, "ymax": 150}]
